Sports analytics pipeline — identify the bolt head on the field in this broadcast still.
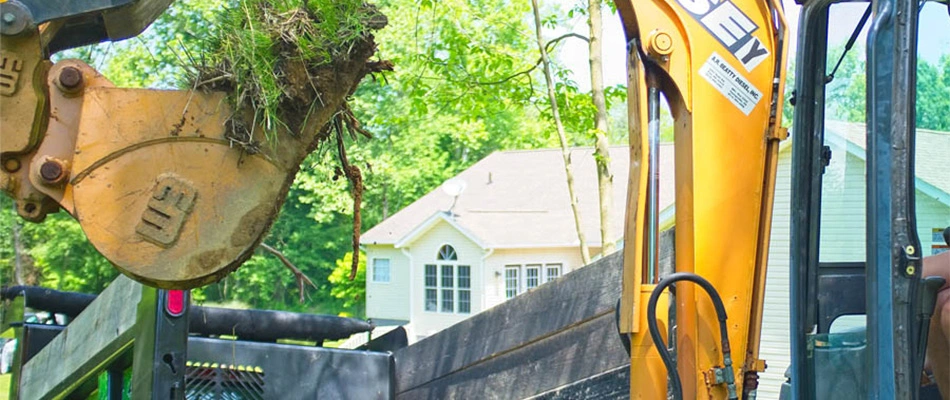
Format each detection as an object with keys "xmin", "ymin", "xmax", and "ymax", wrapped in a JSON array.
[
  {"xmin": 654, "ymin": 33, "xmax": 672, "ymax": 51},
  {"xmin": 649, "ymin": 31, "xmax": 674, "ymax": 56},
  {"xmin": 58, "ymin": 67, "xmax": 84, "ymax": 91},
  {"xmin": 40, "ymin": 160, "xmax": 65, "ymax": 183},
  {"xmin": 0, "ymin": 3, "xmax": 29, "ymax": 36}
]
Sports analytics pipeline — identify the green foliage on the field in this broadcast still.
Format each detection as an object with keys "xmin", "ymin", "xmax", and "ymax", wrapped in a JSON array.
[
  {"xmin": 824, "ymin": 45, "xmax": 950, "ymax": 131},
  {"xmin": 346, "ymin": 0, "xmax": 565, "ymax": 225},
  {"xmin": 328, "ymin": 252, "xmax": 366, "ymax": 315},
  {"xmin": 0, "ymin": 198, "xmax": 117, "ymax": 293},
  {"xmin": 825, "ymin": 44, "xmax": 867, "ymax": 123},
  {"xmin": 783, "ymin": 60, "xmax": 795, "ymax": 129},
  {"xmin": 53, "ymin": 0, "xmax": 227, "ymax": 88},
  {"xmin": 916, "ymin": 55, "xmax": 950, "ymax": 131}
]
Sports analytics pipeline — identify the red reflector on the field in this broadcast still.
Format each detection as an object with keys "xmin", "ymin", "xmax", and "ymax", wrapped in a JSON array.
[{"xmin": 165, "ymin": 290, "xmax": 186, "ymax": 317}]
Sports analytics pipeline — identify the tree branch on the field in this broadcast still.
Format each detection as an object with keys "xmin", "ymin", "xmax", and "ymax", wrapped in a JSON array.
[
  {"xmin": 476, "ymin": 32, "xmax": 590, "ymax": 85},
  {"xmin": 260, "ymin": 242, "xmax": 317, "ymax": 303},
  {"xmin": 531, "ymin": 0, "xmax": 591, "ymax": 266}
]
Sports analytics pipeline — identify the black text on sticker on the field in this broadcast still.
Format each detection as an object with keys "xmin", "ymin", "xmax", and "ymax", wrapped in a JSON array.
[{"xmin": 676, "ymin": 0, "xmax": 770, "ymax": 72}]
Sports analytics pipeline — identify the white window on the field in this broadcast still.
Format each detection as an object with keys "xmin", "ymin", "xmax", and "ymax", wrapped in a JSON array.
[
  {"xmin": 458, "ymin": 265, "xmax": 471, "ymax": 313},
  {"xmin": 505, "ymin": 263, "xmax": 564, "ymax": 299},
  {"xmin": 424, "ymin": 264, "xmax": 438, "ymax": 312},
  {"xmin": 372, "ymin": 258, "xmax": 391, "ymax": 282},
  {"xmin": 545, "ymin": 264, "xmax": 561, "ymax": 283},
  {"xmin": 933, "ymin": 228, "xmax": 948, "ymax": 255},
  {"xmin": 505, "ymin": 266, "xmax": 520, "ymax": 299},
  {"xmin": 525, "ymin": 265, "xmax": 540, "ymax": 290},
  {"xmin": 438, "ymin": 244, "xmax": 458, "ymax": 261},
  {"xmin": 441, "ymin": 265, "xmax": 454, "ymax": 312},
  {"xmin": 424, "ymin": 245, "xmax": 470, "ymax": 314}
]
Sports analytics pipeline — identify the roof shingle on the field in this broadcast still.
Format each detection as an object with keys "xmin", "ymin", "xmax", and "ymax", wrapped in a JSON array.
[
  {"xmin": 361, "ymin": 145, "xmax": 676, "ymax": 248},
  {"xmin": 825, "ymin": 120, "xmax": 950, "ymax": 195}
]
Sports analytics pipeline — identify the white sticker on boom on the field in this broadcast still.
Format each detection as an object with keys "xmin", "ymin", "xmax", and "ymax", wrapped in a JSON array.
[{"xmin": 699, "ymin": 52, "xmax": 763, "ymax": 115}]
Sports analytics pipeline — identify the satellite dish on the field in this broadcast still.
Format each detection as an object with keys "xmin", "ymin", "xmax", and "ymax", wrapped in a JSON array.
[
  {"xmin": 442, "ymin": 178, "xmax": 467, "ymax": 197},
  {"xmin": 442, "ymin": 179, "xmax": 467, "ymax": 214}
]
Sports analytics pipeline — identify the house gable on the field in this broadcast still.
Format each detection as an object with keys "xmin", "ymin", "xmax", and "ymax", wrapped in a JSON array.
[{"xmin": 395, "ymin": 212, "xmax": 487, "ymax": 250}]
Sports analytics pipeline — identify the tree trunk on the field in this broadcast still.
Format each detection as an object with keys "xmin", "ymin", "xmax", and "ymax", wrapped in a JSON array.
[
  {"xmin": 531, "ymin": 0, "xmax": 591, "ymax": 266},
  {"xmin": 587, "ymin": 0, "xmax": 615, "ymax": 255}
]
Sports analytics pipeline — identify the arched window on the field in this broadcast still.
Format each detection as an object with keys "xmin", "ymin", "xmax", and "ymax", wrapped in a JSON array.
[
  {"xmin": 437, "ymin": 245, "xmax": 458, "ymax": 261},
  {"xmin": 425, "ymin": 244, "xmax": 469, "ymax": 314}
]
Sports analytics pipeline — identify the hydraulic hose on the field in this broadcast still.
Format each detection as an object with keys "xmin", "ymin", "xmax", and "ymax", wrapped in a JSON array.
[{"xmin": 647, "ymin": 272, "xmax": 737, "ymax": 400}]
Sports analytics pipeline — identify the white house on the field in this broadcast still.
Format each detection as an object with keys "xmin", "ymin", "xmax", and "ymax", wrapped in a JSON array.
[
  {"xmin": 360, "ymin": 146, "xmax": 675, "ymax": 343},
  {"xmin": 360, "ymin": 122, "xmax": 948, "ymax": 396}
]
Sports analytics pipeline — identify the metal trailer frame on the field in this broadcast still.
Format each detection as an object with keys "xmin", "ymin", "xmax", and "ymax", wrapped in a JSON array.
[
  {"xmin": 3, "ymin": 275, "xmax": 189, "ymax": 399},
  {"xmin": 2, "ymin": 276, "xmax": 396, "ymax": 399}
]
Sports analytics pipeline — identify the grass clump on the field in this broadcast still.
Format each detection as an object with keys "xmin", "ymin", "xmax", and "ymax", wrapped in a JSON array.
[{"xmin": 192, "ymin": 0, "xmax": 388, "ymax": 145}]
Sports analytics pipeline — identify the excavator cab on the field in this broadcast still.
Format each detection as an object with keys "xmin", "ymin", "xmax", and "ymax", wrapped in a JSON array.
[
  {"xmin": 617, "ymin": 0, "xmax": 948, "ymax": 398},
  {"xmin": 785, "ymin": 0, "xmax": 949, "ymax": 398}
]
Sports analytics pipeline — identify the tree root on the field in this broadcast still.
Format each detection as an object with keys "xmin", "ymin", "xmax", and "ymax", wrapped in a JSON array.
[{"xmin": 328, "ymin": 108, "xmax": 365, "ymax": 281}]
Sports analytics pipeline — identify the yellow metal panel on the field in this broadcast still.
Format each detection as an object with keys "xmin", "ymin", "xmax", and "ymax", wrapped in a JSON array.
[{"xmin": 628, "ymin": 287, "xmax": 669, "ymax": 399}]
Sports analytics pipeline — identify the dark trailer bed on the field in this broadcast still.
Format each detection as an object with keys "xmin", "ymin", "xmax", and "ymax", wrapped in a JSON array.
[{"xmin": 2, "ymin": 252, "xmax": 628, "ymax": 399}]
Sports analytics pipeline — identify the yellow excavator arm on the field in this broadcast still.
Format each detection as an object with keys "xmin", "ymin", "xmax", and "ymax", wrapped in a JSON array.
[{"xmin": 614, "ymin": 0, "xmax": 788, "ymax": 398}]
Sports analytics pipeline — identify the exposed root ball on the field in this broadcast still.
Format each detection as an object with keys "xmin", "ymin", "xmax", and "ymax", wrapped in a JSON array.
[
  {"xmin": 190, "ymin": 0, "xmax": 392, "ymax": 283},
  {"xmin": 194, "ymin": 0, "xmax": 388, "ymax": 141}
]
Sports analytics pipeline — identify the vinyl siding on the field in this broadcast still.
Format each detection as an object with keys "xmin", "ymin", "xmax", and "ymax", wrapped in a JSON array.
[
  {"xmin": 482, "ymin": 247, "xmax": 589, "ymax": 310},
  {"xmin": 917, "ymin": 194, "xmax": 950, "ymax": 256},
  {"xmin": 818, "ymin": 144, "xmax": 948, "ymax": 262},
  {"xmin": 405, "ymin": 219, "xmax": 485, "ymax": 342},
  {"xmin": 817, "ymin": 148, "xmax": 867, "ymax": 262},
  {"xmin": 365, "ymin": 245, "xmax": 410, "ymax": 321},
  {"xmin": 758, "ymin": 147, "xmax": 793, "ymax": 399}
]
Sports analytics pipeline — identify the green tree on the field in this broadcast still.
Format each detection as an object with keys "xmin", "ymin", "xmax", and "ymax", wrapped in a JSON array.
[
  {"xmin": 915, "ymin": 55, "xmax": 950, "ymax": 131},
  {"xmin": 824, "ymin": 45, "xmax": 950, "ymax": 131},
  {"xmin": 824, "ymin": 44, "xmax": 867, "ymax": 123},
  {"xmin": 328, "ymin": 252, "xmax": 367, "ymax": 317}
]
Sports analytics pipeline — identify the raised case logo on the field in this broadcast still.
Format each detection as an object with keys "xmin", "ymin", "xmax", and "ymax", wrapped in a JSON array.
[
  {"xmin": 0, "ymin": 54, "xmax": 23, "ymax": 96},
  {"xmin": 675, "ymin": 0, "xmax": 770, "ymax": 72},
  {"xmin": 136, "ymin": 175, "xmax": 197, "ymax": 247}
]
